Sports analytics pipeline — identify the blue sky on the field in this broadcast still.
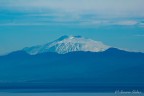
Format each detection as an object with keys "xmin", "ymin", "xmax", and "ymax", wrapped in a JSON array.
[{"xmin": 0, "ymin": 0, "xmax": 144, "ymax": 54}]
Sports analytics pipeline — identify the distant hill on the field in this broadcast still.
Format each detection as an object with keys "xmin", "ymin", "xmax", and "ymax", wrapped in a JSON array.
[{"xmin": 0, "ymin": 48, "xmax": 144, "ymax": 87}]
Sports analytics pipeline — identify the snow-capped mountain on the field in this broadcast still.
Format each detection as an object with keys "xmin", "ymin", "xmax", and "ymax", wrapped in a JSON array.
[{"xmin": 23, "ymin": 35, "xmax": 110, "ymax": 55}]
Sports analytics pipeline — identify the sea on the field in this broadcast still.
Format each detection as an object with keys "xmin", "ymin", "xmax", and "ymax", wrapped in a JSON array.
[{"xmin": 0, "ymin": 92, "xmax": 143, "ymax": 96}]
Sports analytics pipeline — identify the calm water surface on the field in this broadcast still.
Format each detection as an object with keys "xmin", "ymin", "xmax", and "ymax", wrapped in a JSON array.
[{"xmin": 0, "ymin": 93, "xmax": 143, "ymax": 96}]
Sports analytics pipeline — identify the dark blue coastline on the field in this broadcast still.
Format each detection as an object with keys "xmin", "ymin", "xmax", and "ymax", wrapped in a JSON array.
[{"xmin": 0, "ymin": 83, "xmax": 144, "ymax": 93}]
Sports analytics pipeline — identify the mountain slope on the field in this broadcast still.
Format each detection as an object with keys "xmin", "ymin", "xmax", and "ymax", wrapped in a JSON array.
[
  {"xmin": 0, "ymin": 48, "xmax": 144, "ymax": 85},
  {"xmin": 23, "ymin": 35, "xmax": 110, "ymax": 54},
  {"xmin": 0, "ymin": 36, "xmax": 144, "ymax": 91}
]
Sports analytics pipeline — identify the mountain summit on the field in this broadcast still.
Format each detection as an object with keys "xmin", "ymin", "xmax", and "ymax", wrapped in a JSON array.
[{"xmin": 23, "ymin": 36, "xmax": 110, "ymax": 54}]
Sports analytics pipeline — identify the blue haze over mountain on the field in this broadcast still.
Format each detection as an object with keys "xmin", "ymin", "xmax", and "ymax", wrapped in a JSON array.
[{"xmin": 0, "ymin": 36, "xmax": 144, "ymax": 92}]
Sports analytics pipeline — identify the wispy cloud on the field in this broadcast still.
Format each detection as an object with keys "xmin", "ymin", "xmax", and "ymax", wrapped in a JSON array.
[
  {"xmin": 113, "ymin": 20, "xmax": 138, "ymax": 26},
  {"xmin": 1, "ymin": 0, "xmax": 144, "ymax": 17},
  {"xmin": 135, "ymin": 34, "xmax": 144, "ymax": 37},
  {"xmin": 0, "ymin": 19, "xmax": 142, "ymax": 27},
  {"xmin": 0, "ymin": 0, "xmax": 144, "ymax": 27},
  {"xmin": 0, "ymin": 11, "xmax": 143, "ymax": 27}
]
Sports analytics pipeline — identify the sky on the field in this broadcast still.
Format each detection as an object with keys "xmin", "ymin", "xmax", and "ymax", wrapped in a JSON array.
[{"xmin": 0, "ymin": 0, "xmax": 144, "ymax": 55}]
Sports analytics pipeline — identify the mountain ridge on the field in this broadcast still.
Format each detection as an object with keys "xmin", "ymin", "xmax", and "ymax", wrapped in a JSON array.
[
  {"xmin": 0, "ymin": 47, "xmax": 144, "ymax": 83},
  {"xmin": 23, "ymin": 35, "xmax": 110, "ymax": 55},
  {"xmin": 0, "ymin": 36, "xmax": 144, "ymax": 89}
]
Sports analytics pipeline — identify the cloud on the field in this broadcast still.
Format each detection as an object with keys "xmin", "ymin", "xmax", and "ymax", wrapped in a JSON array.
[
  {"xmin": 113, "ymin": 20, "xmax": 138, "ymax": 26},
  {"xmin": 0, "ymin": 18, "xmax": 142, "ymax": 27},
  {"xmin": 0, "ymin": 1, "xmax": 144, "ymax": 27},
  {"xmin": 135, "ymin": 34, "xmax": 144, "ymax": 37},
  {"xmin": 1, "ymin": 0, "xmax": 144, "ymax": 17}
]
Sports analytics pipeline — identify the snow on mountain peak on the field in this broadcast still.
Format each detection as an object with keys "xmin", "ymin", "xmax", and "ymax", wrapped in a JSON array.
[
  {"xmin": 56, "ymin": 35, "xmax": 82, "ymax": 41},
  {"xmin": 23, "ymin": 36, "xmax": 111, "ymax": 55}
]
